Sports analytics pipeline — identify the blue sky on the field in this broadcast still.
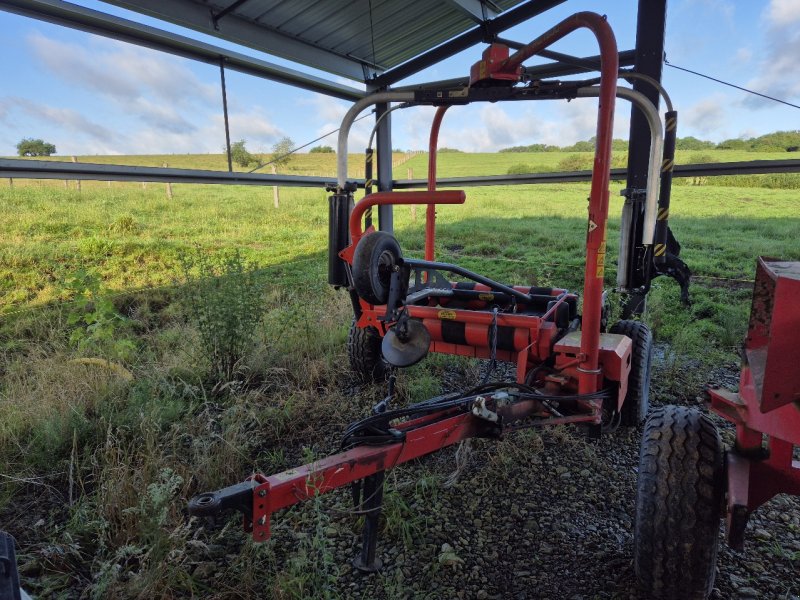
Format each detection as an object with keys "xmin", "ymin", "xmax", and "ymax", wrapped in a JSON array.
[{"xmin": 1, "ymin": 0, "xmax": 798, "ymax": 156}]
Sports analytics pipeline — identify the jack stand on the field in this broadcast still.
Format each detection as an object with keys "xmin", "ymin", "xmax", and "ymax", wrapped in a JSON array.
[
  {"xmin": 372, "ymin": 371, "xmax": 396, "ymax": 415},
  {"xmin": 352, "ymin": 471, "xmax": 385, "ymax": 573}
]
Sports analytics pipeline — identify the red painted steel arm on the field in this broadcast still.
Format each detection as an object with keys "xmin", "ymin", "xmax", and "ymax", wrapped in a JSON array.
[
  {"xmin": 495, "ymin": 12, "xmax": 618, "ymax": 394},
  {"xmin": 250, "ymin": 411, "xmax": 479, "ymax": 541},
  {"xmin": 348, "ymin": 190, "xmax": 465, "ymax": 242},
  {"xmin": 426, "ymin": 106, "xmax": 450, "ymax": 261}
]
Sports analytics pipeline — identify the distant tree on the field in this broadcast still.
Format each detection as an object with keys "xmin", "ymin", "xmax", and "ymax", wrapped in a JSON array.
[
  {"xmin": 675, "ymin": 136, "xmax": 715, "ymax": 151},
  {"xmin": 309, "ymin": 145, "xmax": 334, "ymax": 153},
  {"xmin": 230, "ymin": 139, "xmax": 256, "ymax": 167},
  {"xmin": 562, "ymin": 140, "xmax": 594, "ymax": 152},
  {"xmin": 611, "ymin": 138, "xmax": 628, "ymax": 151},
  {"xmin": 438, "ymin": 147, "xmax": 464, "ymax": 153},
  {"xmin": 271, "ymin": 137, "xmax": 295, "ymax": 171},
  {"xmin": 716, "ymin": 137, "xmax": 749, "ymax": 151},
  {"xmin": 16, "ymin": 138, "xmax": 56, "ymax": 156}
]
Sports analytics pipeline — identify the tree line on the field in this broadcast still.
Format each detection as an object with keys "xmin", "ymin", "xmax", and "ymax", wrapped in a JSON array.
[{"xmin": 499, "ymin": 130, "xmax": 800, "ymax": 153}]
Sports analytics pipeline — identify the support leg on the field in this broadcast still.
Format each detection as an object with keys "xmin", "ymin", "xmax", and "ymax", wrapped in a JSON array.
[{"xmin": 353, "ymin": 472, "xmax": 385, "ymax": 573}]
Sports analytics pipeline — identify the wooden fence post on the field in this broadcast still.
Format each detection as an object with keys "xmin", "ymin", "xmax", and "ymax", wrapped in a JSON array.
[
  {"xmin": 71, "ymin": 156, "xmax": 80, "ymax": 192},
  {"xmin": 163, "ymin": 163, "xmax": 173, "ymax": 200},
  {"xmin": 408, "ymin": 168, "xmax": 416, "ymax": 221},
  {"xmin": 271, "ymin": 164, "xmax": 279, "ymax": 208}
]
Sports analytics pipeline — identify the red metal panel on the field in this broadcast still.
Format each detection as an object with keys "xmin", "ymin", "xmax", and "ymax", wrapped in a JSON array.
[{"xmin": 747, "ymin": 259, "xmax": 800, "ymax": 412}]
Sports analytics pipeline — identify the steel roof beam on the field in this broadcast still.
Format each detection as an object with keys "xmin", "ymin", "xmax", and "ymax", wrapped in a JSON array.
[
  {"xmin": 0, "ymin": 0, "xmax": 365, "ymax": 100},
  {"xmin": 391, "ymin": 50, "xmax": 636, "ymax": 92},
  {"xmin": 442, "ymin": 0, "xmax": 500, "ymax": 24},
  {"xmin": 370, "ymin": 0, "xmax": 565, "ymax": 87},
  {"xmin": 103, "ymin": 0, "xmax": 376, "ymax": 80},
  {"xmin": 525, "ymin": 49, "xmax": 636, "ymax": 79}
]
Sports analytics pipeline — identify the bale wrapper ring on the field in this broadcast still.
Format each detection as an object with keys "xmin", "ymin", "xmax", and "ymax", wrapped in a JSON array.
[{"xmin": 189, "ymin": 12, "xmax": 681, "ymax": 576}]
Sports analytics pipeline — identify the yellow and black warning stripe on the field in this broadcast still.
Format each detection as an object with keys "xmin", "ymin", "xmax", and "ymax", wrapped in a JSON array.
[
  {"xmin": 657, "ymin": 207, "xmax": 669, "ymax": 221},
  {"xmin": 654, "ymin": 243, "xmax": 667, "ymax": 257},
  {"xmin": 661, "ymin": 158, "xmax": 674, "ymax": 173},
  {"xmin": 666, "ymin": 117, "xmax": 677, "ymax": 132}
]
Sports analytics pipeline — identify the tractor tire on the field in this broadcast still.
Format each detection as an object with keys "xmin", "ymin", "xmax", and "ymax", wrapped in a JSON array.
[
  {"xmin": 609, "ymin": 320, "xmax": 653, "ymax": 426},
  {"xmin": 352, "ymin": 231, "xmax": 402, "ymax": 305},
  {"xmin": 347, "ymin": 319, "xmax": 388, "ymax": 383},
  {"xmin": 634, "ymin": 406, "xmax": 724, "ymax": 600}
]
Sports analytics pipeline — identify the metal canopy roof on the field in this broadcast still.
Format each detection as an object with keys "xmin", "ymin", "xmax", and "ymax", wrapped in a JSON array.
[{"xmin": 101, "ymin": 0, "xmax": 529, "ymax": 81}]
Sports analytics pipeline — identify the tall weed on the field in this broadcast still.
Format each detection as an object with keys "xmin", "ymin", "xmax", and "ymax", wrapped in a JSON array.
[{"xmin": 180, "ymin": 250, "xmax": 266, "ymax": 384}]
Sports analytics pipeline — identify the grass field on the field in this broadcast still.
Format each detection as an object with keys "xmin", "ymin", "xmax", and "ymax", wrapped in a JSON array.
[{"xmin": 0, "ymin": 149, "xmax": 798, "ymax": 597}]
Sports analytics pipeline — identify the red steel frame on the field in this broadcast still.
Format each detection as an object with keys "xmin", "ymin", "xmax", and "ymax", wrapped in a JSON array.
[{"xmin": 707, "ymin": 258, "xmax": 800, "ymax": 549}]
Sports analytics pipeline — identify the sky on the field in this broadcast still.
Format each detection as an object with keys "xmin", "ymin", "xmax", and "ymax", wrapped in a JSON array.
[{"xmin": 0, "ymin": 0, "xmax": 798, "ymax": 157}]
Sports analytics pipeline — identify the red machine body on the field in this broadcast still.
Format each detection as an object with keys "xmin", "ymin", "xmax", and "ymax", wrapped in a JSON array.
[
  {"xmin": 469, "ymin": 43, "xmax": 520, "ymax": 85},
  {"xmin": 708, "ymin": 258, "xmax": 800, "ymax": 548}
]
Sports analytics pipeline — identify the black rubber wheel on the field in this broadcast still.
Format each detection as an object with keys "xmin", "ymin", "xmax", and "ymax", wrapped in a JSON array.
[
  {"xmin": 610, "ymin": 320, "xmax": 653, "ymax": 426},
  {"xmin": 347, "ymin": 319, "xmax": 388, "ymax": 383},
  {"xmin": 352, "ymin": 231, "xmax": 402, "ymax": 305},
  {"xmin": 634, "ymin": 406, "xmax": 724, "ymax": 600}
]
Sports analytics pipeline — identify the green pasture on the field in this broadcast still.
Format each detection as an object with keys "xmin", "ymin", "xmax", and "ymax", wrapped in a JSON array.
[{"xmin": 0, "ymin": 150, "xmax": 798, "ymax": 597}]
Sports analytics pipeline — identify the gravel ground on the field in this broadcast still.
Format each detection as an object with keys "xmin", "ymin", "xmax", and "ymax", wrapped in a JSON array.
[{"xmin": 255, "ymin": 356, "xmax": 800, "ymax": 600}]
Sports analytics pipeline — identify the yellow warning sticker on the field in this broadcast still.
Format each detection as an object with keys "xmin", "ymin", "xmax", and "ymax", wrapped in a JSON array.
[
  {"xmin": 596, "ymin": 225, "xmax": 608, "ymax": 279},
  {"xmin": 438, "ymin": 310, "xmax": 457, "ymax": 320},
  {"xmin": 478, "ymin": 293, "xmax": 494, "ymax": 302}
]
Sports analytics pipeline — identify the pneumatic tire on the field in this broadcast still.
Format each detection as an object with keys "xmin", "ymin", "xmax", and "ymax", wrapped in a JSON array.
[
  {"xmin": 347, "ymin": 319, "xmax": 387, "ymax": 383},
  {"xmin": 634, "ymin": 405, "xmax": 724, "ymax": 600},
  {"xmin": 610, "ymin": 320, "xmax": 653, "ymax": 426},
  {"xmin": 352, "ymin": 231, "xmax": 402, "ymax": 305}
]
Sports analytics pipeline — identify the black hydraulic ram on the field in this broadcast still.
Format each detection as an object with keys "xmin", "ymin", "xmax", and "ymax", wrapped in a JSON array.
[
  {"xmin": 328, "ymin": 185, "xmax": 355, "ymax": 287},
  {"xmin": 654, "ymin": 110, "xmax": 676, "ymax": 265},
  {"xmin": 364, "ymin": 148, "xmax": 374, "ymax": 231}
]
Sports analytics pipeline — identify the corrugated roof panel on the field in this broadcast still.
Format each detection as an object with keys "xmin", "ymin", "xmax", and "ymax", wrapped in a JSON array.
[{"xmin": 102, "ymin": 0, "xmax": 530, "ymax": 77}]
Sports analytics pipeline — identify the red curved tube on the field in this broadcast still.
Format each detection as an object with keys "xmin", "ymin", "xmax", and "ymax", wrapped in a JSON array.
[
  {"xmin": 426, "ymin": 106, "xmax": 450, "ymax": 261},
  {"xmin": 499, "ymin": 12, "xmax": 618, "ymax": 394},
  {"xmin": 349, "ymin": 190, "xmax": 465, "ymax": 242}
]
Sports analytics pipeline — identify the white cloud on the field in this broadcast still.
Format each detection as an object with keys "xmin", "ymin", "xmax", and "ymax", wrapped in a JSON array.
[
  {"xmin": 26, "ymin": 32, "xmax": 217, "ymax": 134},
  {"xmin": 1, "ymin": 96, "xmax": 115, "ymax": 140},
  {"xmin": 303, "ymin": 95, "xmax": 372, "ymax": 153},
  {"xmin": 742, "ymin": 1, "xmax": 800, "ymax": 108},
  {"xmin": 684, "ymin": 95, "xmax": 726, "ymax": 135},
  {"xmin": 8, "ymin": 31, "xmax": 287, "ymax": 155},
  {"xmin": 734, "ymin": 47, "xmax": 753, "ymax": 63},
  {"xmin": 767, "ymin": 0, "xmax": 800, "ymax": 25}
]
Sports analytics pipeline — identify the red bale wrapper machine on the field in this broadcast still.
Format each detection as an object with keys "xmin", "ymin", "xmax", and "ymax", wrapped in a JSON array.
[{"xmin": 190, "ymin": 11, "xmax": 691, "ymax": 584}]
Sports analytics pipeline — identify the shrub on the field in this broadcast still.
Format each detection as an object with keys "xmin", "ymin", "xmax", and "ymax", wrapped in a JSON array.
[
  {"xmin": 506, "ymin": 163, "xmax": 533, "ymax": 174},
  {"xmin": 688, "ymin": 153, "xmax": 715, "ymax": 164},
  {"xmin": 180, "ymin": 250, "xmax": 266, "ymax": 383},
  {"xmin": 309, "ymin": 145, "xmax": 334, "ymax": 153},
  {"xmin": 64, "ymin": 269, "xmax": 136, "ymax": 361},
  {"xmin": 557, "ymin": 154, "xmax": 593, "ymax": 171}
]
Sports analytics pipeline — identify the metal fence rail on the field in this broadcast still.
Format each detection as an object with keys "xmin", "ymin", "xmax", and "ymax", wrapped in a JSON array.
[{"xmin": 1, "ymin": 157, "xmax": 798, "ymax": 188}]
